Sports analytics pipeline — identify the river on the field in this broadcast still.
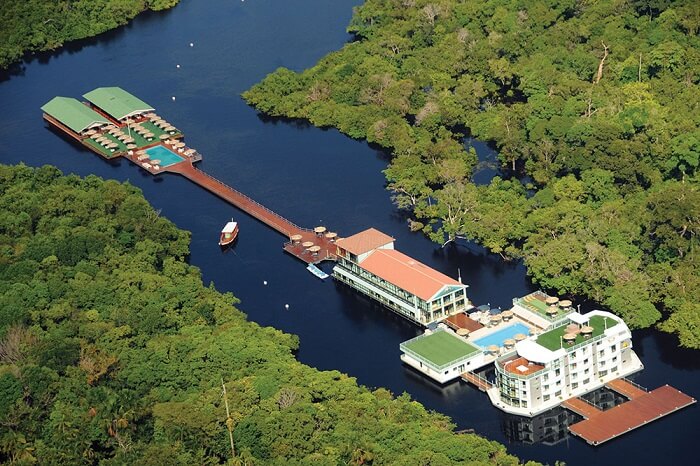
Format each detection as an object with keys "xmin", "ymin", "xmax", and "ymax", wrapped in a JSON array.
[{"xmin": 0, "ymin": 1, "xmax": 696, "ymax": 464}]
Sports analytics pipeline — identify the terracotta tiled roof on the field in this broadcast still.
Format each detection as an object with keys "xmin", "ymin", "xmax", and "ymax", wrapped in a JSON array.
[
  {"xmin": 336, "ymin": 228, "xmax": 394, "ymax": 256},
  {"xmin": 360, "ymin": 249, "xmax": 462, "ymax": 301}
]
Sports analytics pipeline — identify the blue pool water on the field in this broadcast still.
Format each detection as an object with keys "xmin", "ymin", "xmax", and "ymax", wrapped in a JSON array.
[
  {"xmin": 474, "ymin": 323, "xmax": 530, "ymax": 348},
  {"xmin": 145, "ymin": 145, "xmax": 184, "ymax": 167}
]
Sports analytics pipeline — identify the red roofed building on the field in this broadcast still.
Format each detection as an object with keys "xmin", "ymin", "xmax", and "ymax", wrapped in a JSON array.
[{"xmin": 333, "ymin": 228, "xmax": 470, "ymax": 325}]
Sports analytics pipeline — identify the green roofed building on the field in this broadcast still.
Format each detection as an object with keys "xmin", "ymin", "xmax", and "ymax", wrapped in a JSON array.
[
  {"xmin": 41, "ymin": 97, "xmax": 110, "ymax": 134},
  {"xmin": 83, "ymin": 87, "xmax": 154, "ymax": 121},
  {"xmin": 400, "ymin": 329, "xmax": 484, "ymax": 383}
]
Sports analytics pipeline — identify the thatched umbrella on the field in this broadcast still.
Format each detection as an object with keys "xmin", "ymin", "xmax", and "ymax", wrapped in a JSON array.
[
  {"xmin": 487, "ymin": 345, "xmax": 500, "ymax": 354},
  {"xmin": 504, "ymin": 338, "xmax": 516, "ymax": 348},
  {"xmin": 514, "ymin": 333, "xmax": 527, "ymax": 342},
  {"xmin": 301, "ymin": 241, "xmax": 314, "ymax": 248},
  {"xmin": 563, "ymin": 333, "xmax": 576, "ymax": 344},
  {"xmin": 546, "ymin": 306, "xmax": 559, "ymax": 316},
  {"xmin": 559, "ymin": 299, "xmax": 572, "ymax": 308},
  {"xmin": 545, "ymin": 296, "xmax": 559, "ymax": 305},
  {"xmin": 456, "ymin": 328, "xmax": 470, "ymax": 337},
  {"xmin": 159, "ymin": 134, "xmax": 169, "ymax": 140},
  {"xmin": 290, "ymin": 234, "xmax": 303, "ymax": 242},
  {"xmin": 126, "ymin": 143, "xmax": 137, "ymax": 150},
  {"xmin": 308, "ymin": 245, "xmax": 321, "ymax": 254}
]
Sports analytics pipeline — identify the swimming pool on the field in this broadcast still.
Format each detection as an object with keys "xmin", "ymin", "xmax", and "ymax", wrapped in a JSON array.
[
  {"xmin": 474, "ymin": 322, "xmax": 530, "ymax": 348},
  {"xmin": 145, "ymin": 145, "xmax": 184, "ymax": 167}
]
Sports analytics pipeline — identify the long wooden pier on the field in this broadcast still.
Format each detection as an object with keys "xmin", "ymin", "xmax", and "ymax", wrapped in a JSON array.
[
  {"xmin": 168, "ymin": 162, "xmax": 339, "ymax": 264},
  {"xmin": 563, "ymin": 380, "xmax": 696, "ymax": 445}
]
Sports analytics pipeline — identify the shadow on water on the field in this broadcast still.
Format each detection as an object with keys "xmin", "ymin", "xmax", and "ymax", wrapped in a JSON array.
[{"xmin": 0, "ymin": 7, "xmax": 179, "ymax": 84}]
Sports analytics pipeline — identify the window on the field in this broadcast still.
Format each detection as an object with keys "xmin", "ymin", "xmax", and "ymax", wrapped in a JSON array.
[
  {"xmin": 572, "ymin": 382, "xmax": 579, "ymax": 389},
  {"xmin": 600, "ymin": 360, "xmax": 606, "ymax": 366},
  {"xmin": 543, "ymin": 374, "xmax": 549, "ymax": 381},
  {"xmin": 612, "ymin": 356, "xmax": 617, "ymax": 363},
  {"xmin": 611, "ymin": 344, "xmax": 617, "ymax": 351},
  {"xmin": 571, "ymin": 351, "xmax": 576, "ymax": 358},
  {"xmin": 584, "ymin": 358, "xmax": 589, "ymax": 364},
  {"xmin": 555, "ymin": 369, "xmax": 561, "ymax": 376},
  {"xmin": 584, "ymin": 368, "xmax": 590, "ymax": 374},
  {"xmin": 599, "ymin": 350, "xmax": 604, "ymax": 357},
  {"xmin": 543, "ymin": 394, "xmax": 551, "ymax": 401},
  {"xmin": 571, "ymin": 362, "xmax": 577, "ymax": 369},
  {"xmin": 543, "ymin": 384, "xmax": 549, "ymax": 391},
  {"xmin": 555, "ymin": 390, "xmax": 562, "ymax": 397},
  {"xmin": 556, "ymin": 380, "xmax": 561, "ymax": 386},
  {"xmin": 583, "ymin": 378, "xmax": 590, "ymax": 384},
  {"xmin": 600, "ymin": 370, "xmax": 608, "ymax": 377}
]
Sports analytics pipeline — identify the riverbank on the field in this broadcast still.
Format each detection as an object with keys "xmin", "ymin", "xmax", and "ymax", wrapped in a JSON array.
[
  {"xmin": 242, "ymin": 0, "xmax": 700, "ymax": 349},
  {"xmin": 0, "ymin": 1, "xmax": 696, "ymax": 463},
  {"xmin": 0, "ymin": 0, "xmax": 180, "ymax": 69}
]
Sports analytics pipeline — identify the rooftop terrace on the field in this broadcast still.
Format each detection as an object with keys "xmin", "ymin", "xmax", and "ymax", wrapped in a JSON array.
[
  {"xmin": 536, "ymin": 315, "xmax": 618, "ymax": 351},
  {"xmin": 401, "ymin": 330, "xmax": 480, "ymax": 368}
]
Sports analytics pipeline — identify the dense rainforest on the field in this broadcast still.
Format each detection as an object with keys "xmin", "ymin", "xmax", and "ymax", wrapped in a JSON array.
[
  {"xmin": 243, "ymin": 0, "xmax": 700, "ymax": 348},
  {"xmin": 0, "ymin": 0, "xmax": 180, "ymax": 69},
  {"xmin": 0, "ymin": 164, "xmax": 534, "ymax": 465}
]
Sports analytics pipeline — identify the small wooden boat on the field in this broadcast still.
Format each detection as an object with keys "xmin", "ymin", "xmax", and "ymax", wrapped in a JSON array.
[
  {"xmin": 306, "ymin": 264, "xmax": 329, "ymax": 280},
  {"xmin": 219, "ymin": 220, "xmax": 239, "ymax": 247}
]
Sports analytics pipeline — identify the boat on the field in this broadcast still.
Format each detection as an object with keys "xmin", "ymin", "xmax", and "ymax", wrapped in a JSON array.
[
  {"xmin": 306, "ymin": 264, "xmax": 329, "ymax": 280},
  {"xmin": 219, "ymin": 220, "xmax": 239, "ymax": 246}
]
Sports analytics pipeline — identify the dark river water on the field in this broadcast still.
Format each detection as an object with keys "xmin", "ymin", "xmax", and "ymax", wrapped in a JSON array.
[{"xmin": 0, "ymin": 1, "xmax": 696, "ymax": 464}]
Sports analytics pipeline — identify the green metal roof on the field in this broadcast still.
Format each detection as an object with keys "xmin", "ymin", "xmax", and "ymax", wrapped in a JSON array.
[
  {"xmin": 82, "ymin": 87, "xmax": 154, "ymax": 120},
  {"xmin": 41, "ymin": 97, "xmax": 110, "ymax": 133}
]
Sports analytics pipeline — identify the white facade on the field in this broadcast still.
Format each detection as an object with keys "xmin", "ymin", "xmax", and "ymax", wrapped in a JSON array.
[
  {"xmin": 400, "ymin": 330, "xmax": 486, "ymax": 383},
  {"xmin": 489, "ymin": 310, "xmax": 644, "ymax": 417}
]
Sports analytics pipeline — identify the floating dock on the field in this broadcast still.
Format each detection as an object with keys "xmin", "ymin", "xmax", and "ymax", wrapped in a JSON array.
[
  {"xmin": 564, "ymin": 380, "xmax": 696, "ymax": 445},
  {"xmin": 42, "ymin": 89, "xmax": 339, "ymax": 265}
]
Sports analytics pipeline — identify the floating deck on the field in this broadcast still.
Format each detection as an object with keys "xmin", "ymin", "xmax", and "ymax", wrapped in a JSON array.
[{"xmin": 565, "ymin": 382, "xmax": 695, "ymax": 445}]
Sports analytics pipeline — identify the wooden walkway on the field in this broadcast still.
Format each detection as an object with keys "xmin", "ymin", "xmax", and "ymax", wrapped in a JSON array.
[
  {"xmin": 561, "ymin": 397, "xmax": 602, "ymax": 419},
  {"xmin": 168, "ymin": 162, "xmax": 339, "ymax": 264},
  {"xmin": 606, "ymin": 378, "xmax": 647, "ymax": 399},
  {"xmin": 461, "ymin": 372, "xmax": 493, "ymax": 392},
  {"xmin": 565, "ymin": 384, "xmax": 696, "ymax": 445}
]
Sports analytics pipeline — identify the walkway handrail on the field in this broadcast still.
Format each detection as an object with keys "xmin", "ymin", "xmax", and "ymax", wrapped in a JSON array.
[
  {"xmin": 620, "ymin": 377, "xmax": 648, "ymax": 392},
  {"xmin": 192, "ymin": 168, "xmax": 311, "ymax": 234}
]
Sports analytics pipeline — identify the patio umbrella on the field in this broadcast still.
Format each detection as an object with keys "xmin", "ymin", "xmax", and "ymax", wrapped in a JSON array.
[
  {"xmin": 487, "ymin": 345, "xmax": 500, "ymax": 354},
  {"xmin": 559, "ymin": 299, "xmax": 572, "ymax": 308},
  {"xmin": 126, "ymin": 144, "xmax": 137, "ymax": 149},
  {"xmin": 504, "ymin": 339, "xmax": 516, "ymax": 347},
  {"xmin": 314, "ymin": 226, "xmax": 327, "ymax": 234},
  {"xmin": 159, "ymin": 134, "xmax": 169, "ymax": 140},
  {"xmin": 150, "ymin": 159, "xmax": 161, "ymax": 165},
  {"xmin": 144, "ymin": 133, "xmax": 154, "ymax": 139},
  {"xmin": 290, "ymin": 234, "xmax": 303, "ymax": 242},
  {"xmin": 514, "ymin": 333, "xmax": 527, "ymax": 341},
  {"xmin": 301, "ymin": 241, "xmax": 314, "ymax": 248},
  {"xmin": 545, "ymin": 296, "xmax": 559, "ymax": 305},
  {"xmin": 308, "ymin": 245, "xmax": 321, "ymax": 253},
  {"xmin": 174, "ymin": 142, "xmax": 186, "ymax": 148},
  {"xmin": 456, "ymin": 328, "xmax": 470, "ymax": 337},
  {"xmin": 546, "ymin": 306, "xmax": 558, "ymax": 315}
]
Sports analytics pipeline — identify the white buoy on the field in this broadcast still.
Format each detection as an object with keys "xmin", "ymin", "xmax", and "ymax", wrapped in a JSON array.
[
  {"xmin": 176, "ymin": 64, "xmax": 181, "ymax": 68},
  {"xmin": 263, "ymin": 280, "xmax": 267, "ymax": 285},
  {"xmin": 284, "ymin": 304, "xmax": 290, "ymax": 310},
  {"xmin": 171, "ymin": 96, "xmax": 176, "ymax": 101},
  {"xmin": 189, "ymin": 42, "xmax": 194, "ymax": 47}
]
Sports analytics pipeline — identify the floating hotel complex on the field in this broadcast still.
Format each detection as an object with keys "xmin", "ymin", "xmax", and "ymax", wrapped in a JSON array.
[
  {"xmin": 43, "ymin": 89, "xmax": 694, "ymax": 447},
  {"xmin": 332, "ymin": 228, "xmax": 469, "ymax": 326},
  {"xmin": 399, "ymin": 290, "xmax": 695, "ymax": 445}
]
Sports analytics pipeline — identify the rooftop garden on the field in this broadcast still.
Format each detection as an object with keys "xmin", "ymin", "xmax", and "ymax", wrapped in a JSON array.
[
  {"xmin": 536, "ymin": 315, "xmax": 618, "ymax": 351},
  {"xmin": 402, "ymin": 330, "xmax": 480, "ymax": 368}
]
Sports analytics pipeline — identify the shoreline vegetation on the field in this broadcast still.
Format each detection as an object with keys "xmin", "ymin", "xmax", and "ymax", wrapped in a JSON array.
[
  {"xmin": 0, "ymin": 0, "xmax": 180, "ymax": 70},
  {"xmin": 243, "ymin": 0, "xmax": 700, "ymax": 348},
  {"xmin": 0, "ymin": 163, "xmax": 535, "ymax": 464}
]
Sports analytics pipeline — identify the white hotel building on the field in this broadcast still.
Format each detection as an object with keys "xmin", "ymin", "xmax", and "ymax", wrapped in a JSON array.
[
  {"xmin": 332, "ymin": 228, "xmax": 470, "ymax": 326},
  {"xmin": 489, "ymin": 310, "xmax": 644, "ymax": 416}
]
